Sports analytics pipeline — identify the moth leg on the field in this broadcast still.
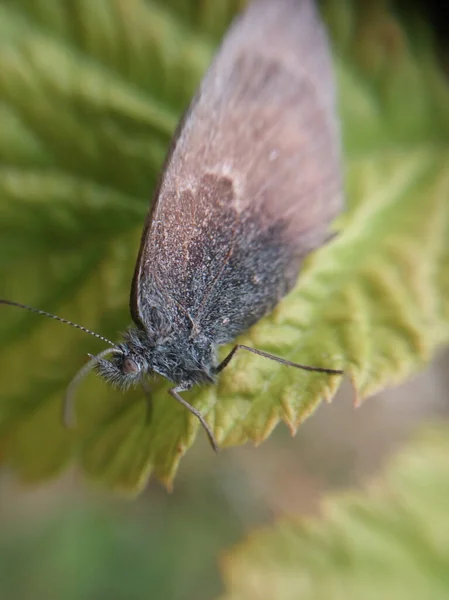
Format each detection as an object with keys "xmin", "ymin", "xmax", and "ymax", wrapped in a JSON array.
[
  {"xmin": 168, "ymin": 385, "xmax": 218, "ymax": 452},
  {"xmin": 140, "ymin": 377, "xmax": 153, "ymax": 424},
  {"xmin": 215, "ymin": 344, "xmax": 343, "ymax": 375}
]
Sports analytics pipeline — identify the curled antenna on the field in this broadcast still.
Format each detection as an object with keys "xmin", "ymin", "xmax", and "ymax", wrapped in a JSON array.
[
  {"xmin": 63, "ymin": 347, "xmax": 122, "ymax": 428},
  {"xmin": 0, "ymin": 299, "xmax": 117, "ymax": 348}
]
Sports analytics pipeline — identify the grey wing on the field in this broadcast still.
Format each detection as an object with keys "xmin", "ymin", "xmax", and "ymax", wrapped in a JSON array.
[{"xmin": 131, "ymin": 0, "xmax": 343, "ymax": 342}]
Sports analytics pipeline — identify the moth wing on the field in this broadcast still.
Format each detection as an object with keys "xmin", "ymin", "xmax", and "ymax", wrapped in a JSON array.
[{"xmin": 131, "ymin": 0, "xmax": 343, "ymax": 340}]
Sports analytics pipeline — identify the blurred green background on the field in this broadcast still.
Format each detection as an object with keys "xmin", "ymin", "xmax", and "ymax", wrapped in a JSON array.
[{"xmin": 1, "ymin": 0, "xmax": 449, "ymax": 598}]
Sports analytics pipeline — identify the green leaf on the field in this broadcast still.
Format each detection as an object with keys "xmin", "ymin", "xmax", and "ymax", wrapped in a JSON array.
[
  {"xmin": 220, "ymin": 424, "xmax": 449, "ymax": 600},
  {"xmin": 0, "ymin": 1, "xmax": 449, "ymax": 491}
]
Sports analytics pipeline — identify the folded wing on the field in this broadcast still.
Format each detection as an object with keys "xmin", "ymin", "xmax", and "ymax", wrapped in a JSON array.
[{"xmin": 131, "ymin": 0, "xmax": 343, "ymax": 343}]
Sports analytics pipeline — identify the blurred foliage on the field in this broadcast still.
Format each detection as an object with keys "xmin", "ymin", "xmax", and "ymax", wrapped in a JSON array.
[
  {"xmin": 0, "ymin": 471, "xmax": 247, "ymax": 600},
  {"xmin": 221, "ymin": 424, "xmax": 449, "ymax": 600},
  {"xmin": 0, "ymin": 0, "xmax": 448, "ymax": 492}
]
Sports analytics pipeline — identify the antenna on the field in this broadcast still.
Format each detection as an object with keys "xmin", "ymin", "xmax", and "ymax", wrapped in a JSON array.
[{"xmin": 0, "ymin": 299, "xmax": 117, "ymax": 348}]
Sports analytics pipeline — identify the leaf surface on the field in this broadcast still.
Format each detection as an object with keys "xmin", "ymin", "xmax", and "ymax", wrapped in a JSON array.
[
  {"xmin": 220, "ymin": 425, "xmax": 449, "ymax": 600},
  {"xmin": 0, "ymin": 1, "xmax": 448, "ymax": 490}
]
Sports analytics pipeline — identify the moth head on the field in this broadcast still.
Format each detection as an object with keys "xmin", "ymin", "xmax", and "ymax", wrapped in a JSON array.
[
  {"xmin": 92, "ymin": 324, "xmax": 159, "ymax": 386},
  {"xmin": 94, "ymin": 347, "xmax": 147, "ymax": 389}
]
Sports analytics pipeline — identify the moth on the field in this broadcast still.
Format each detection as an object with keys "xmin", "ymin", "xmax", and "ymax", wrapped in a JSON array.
[{"xmin": 1, "ymin": 0, "xmax": 344, "ymax": 450}]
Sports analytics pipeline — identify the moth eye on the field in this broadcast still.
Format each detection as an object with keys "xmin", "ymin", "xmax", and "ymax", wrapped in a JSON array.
[{"xmin": 122, "ymin": 357, "xmax": 140, "ymax": 375}]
